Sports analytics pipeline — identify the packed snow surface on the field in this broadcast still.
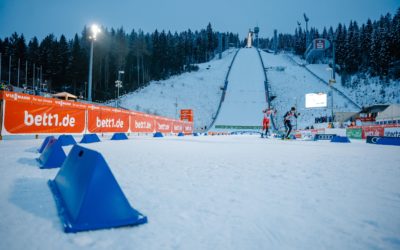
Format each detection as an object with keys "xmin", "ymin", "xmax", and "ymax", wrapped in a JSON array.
[
  {"xmin": 1, "ymin": 136, "xmax": 400, "ymax": 250},
  {"xmin": 211, "ymin": 48, "xmax": 266, "ymax": 129}
]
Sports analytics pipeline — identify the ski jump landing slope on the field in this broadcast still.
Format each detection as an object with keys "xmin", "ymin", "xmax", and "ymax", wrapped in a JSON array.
[{"xmin": 210, "ymin": 48, "xmax": 266, "ymax": 131}]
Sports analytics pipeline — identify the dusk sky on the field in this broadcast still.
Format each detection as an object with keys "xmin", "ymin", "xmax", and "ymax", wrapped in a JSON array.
[{"xmin": 1, "ymin": 0, "xmax": 399, "ymax": 40}]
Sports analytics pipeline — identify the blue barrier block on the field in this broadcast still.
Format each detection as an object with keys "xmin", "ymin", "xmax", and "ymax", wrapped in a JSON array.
[
  {"xmin": 58, "ymin": 134, "xmax": 77, "ymax": 146},
  {"xmin": 314, "ymin": 134, "xmax": 336, "ymax": 141},
  {"xmin": 193, "ymin": 133, "xmax": 199, "ymax": 136},
  {"xmin": 37, "ymin": 138, "xmax": 67, "ymax": 169},
  {"xmin": 80, "ymin": 134, "xmax": 101, "ymax": 144},
  {"xmin": 48, "ymin": 145, "xmax": 147, "ymax": 233},
  {"xmin": 290, "ymin": 134, "xmax": 296, "ymax": 140},
  {"xmin": 38, "ymin": 136, "xmax": 55, "ymax": 153},
  {"xmin": 366, "ymin": 136, "xmax": 400, "ymax": 146},
  {"xmin": 178, "ymin": 132, "xmax": 185, "ymax": 137},
  {"xmin": 111, "ymin": 133, "xmax": 128, "ymax": 140},
  {"xmin": 331, "ymin": 136, "xmax": 351, "ymax": 143},
  {"xmin": 153, "ymin": 132, "xmax": 163, "ymax": 138}
]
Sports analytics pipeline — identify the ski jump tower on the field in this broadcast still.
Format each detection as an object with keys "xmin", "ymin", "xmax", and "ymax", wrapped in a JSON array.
[{"xmin": 246, "ymin": 29, "xmax": 253, "ymax": 48}]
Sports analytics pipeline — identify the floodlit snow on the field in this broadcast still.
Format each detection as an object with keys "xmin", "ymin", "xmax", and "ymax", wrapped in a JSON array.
[
  {"xmin": 211, "ymin": 48, "xmax": 266, "ymax": 129},
  {"xmin": 306, "ymin": 63, "xmax": 400, "ymax": 106},
  {"xmin": 1, "ymin": 136, "xmax": 400, "ymax": 250},
  {"xmin": 260, "ymin": 51, "xmax": 360, "ymax": 129}
]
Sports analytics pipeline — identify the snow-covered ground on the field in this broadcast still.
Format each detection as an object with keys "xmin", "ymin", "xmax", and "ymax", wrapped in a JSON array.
[
  {"xmin": 1, "ymin": 136, "xmax": 400, "ymax": 250},
  {"xmin": 211, "ymin": 48, "xmax": 266, "ymax": 130},
  {"xmin": 260, "ymin": 51, "xmax": 360, "ymax": 129},
  {"xmin": 119, "ymin": 49, "xmax": 237, "ymax": 130},
  {"xmin": 306, "ymin": 64, "xmax": 400, "ymax": 106}
]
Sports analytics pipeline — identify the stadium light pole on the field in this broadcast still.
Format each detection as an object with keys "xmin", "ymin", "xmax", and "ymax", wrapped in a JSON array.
[
  {"xmin": 327, "ymin": 67, "xmax": 334, "ymax": 123},
  {"xmin": 303, "ymin": 13, "xmax": 310, "ymax": 48},
  {"xmin": 115, "ymin": 70, "xmax": 124, "ymax": 107},
  {"xmin": 88, "ymin": 24, "xmax": 101, "ymax": 102}
]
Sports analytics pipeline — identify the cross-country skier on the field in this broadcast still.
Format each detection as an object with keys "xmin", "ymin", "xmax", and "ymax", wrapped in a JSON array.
[
  {"xmin": 262, "ymin": 108, "xmax": 276, "ymax": 138},
  {"xmin": 283, "ymin": 107, "xmax": 300, "ymax": 139},
  {"xmin": 262, "ymin": 113, "xmax": 270, "ymax": 138}
]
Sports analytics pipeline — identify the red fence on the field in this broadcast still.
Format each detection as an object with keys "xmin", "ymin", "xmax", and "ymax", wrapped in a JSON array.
[{"xmin": 0, "ymin": 91, "xmax": 193, "ymax": 135}]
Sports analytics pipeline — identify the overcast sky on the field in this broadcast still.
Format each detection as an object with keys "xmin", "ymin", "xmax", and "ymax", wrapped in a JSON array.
[{"xmin": 0, "ymin": 0, "xmax": 399, "ymax": 41}]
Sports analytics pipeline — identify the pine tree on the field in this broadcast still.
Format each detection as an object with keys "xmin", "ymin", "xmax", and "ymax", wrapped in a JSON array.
[
  {"xmin": 335, "ymin": 23, "xmax": 347, "ymax": 72},
  {"xmin": 379, "ymin": 14, "xmax": 392, "ymax": 77},
  {"xmin": 359, "ymin": 19, "xmax": 373, "ymax": 71},
  {"xmin": 344, "ymin": 21, "xmax": 360, "ymax": 74},
  {"xmin": 369, "ymin": 23, "xmax": 381, "ymax": 76}
]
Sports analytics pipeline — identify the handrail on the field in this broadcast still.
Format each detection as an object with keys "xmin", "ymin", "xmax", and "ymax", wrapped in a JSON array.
[
  {"xmin": 256, "ymin": 48, "xmax": 270, "ymax": 108},
  {"xmin": 205, "ymin": 48, "xmax": 241, "ymax": 131},
  {"xmin": 256, "ymin": 48, "xmax": 278, "ymax": 130}
]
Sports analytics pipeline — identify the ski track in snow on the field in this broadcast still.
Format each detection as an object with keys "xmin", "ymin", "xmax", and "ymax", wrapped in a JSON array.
[{"xmin": 1, "ymin": 136, "xmax": 400, "ymax": 250}]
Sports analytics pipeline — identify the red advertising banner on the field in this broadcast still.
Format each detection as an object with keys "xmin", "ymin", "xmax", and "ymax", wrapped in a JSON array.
[
  {"xmin": 361, "ymin": 125, "xmax": 400, "ymax": 139},
  {"xmin": 183, "ymin": 122, "xmax": 194, "ymax": 134},
  {"xmin": 155, "ymin": 117, "xmax": 173, "ymax": 133},
  {"xmin": 180, "ymin": 109, "xmax": 193, "ymax": 122},
  {"xmin": 87, "ymin": 105, "xmax": 130, "ymax": 133},
  {"xmin": 0, "ymin": 91, "xmax": 193, "ymax": 135},
  {"xmin": 130, "ymin": 112, "xmax": 155, "ymax": 133},
  {"xmin": 172, "ymin": 120, "xmax": 184, "ymax": 133},
  {"xmin": 2, "ymin": 100, "xmax": 86, "ymax": 134},
  {"xmin": 362, "ymin": 125, "xmax": 384, "ymax": 139}
]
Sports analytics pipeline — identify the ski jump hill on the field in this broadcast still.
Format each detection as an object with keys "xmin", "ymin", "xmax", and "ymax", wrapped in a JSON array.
[
  {"xmin": 208, "ymin": 48, "xmax": 361, "ymax": 133},
  {"xmin": 209, "ymin": 48, "xmax": 268, "ymax": 132},
  {"xmin": 118, "ymin": 47, "xmax": 361, "ymax": 133}
]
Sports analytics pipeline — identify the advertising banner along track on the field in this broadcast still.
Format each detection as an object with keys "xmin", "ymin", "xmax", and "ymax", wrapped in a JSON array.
[{"xmin": 0, "ymin": 91, "xmax": 193, "ymax": 135}]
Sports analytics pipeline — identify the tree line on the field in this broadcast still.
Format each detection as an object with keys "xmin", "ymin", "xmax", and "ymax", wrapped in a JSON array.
[
  {"xmin": 0, "ymin": 23, "xmax": 239, "ymax": 101},
  {"xmin": 260, "ymin": 8, "xmax": 400, "ymax": 81}
]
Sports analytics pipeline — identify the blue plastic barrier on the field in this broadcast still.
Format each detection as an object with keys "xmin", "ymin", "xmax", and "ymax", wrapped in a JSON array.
[
  {"xmin": 38, "ymin": 136, "xmax": 55, "ymax": 153},
  {"xmin": 330, "ymin": 136, "xmax": 351, "ymax": 143},
  {"xmin": 178, "ymin": 132, "xmax": 185, "ymax": 137},
  {"xmin": 37, "ymin": 138, "xmax": 67, "ymax": 169},
  {"xmin": 80, "ymin": 134, "xmax": 101, "ymax": 144},
  {"xmin": 153, "ymin": 132, "xmax": 163, "ymax": 138},
  {"xmin": 58, "ymin": 134, "xmax": 77, "ymax": 146},
  {"xmin": 48, "ymin": 145, "xmax": 147, "ymax": 233},
  {"xmin": 111, "ymin": 133, "xmax": 128, "ymax": 140},
  {"xmin": 193, "ymin": 133, "xmax": 199, "ymax": 136},
  {"xmin": 314, "ymin": 134, "xmax": 336, "ymax": 141},
  {"xmin": 366, "ymin": 136, "xmax": 400, "ymax": 146}
]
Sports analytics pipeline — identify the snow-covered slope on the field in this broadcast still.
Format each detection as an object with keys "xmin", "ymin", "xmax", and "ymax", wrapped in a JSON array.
[
  {"xmin": 260, "ymin": 51, "xmax": 360, "ymax": 129},
  {"xmin": 118, "ymin": 48, "xmax": 397, "ymax": 132},
  {"xmin": 119, "ymin": 49, "xmax": 237, "ymax": 130},
  {"xmin": 306, "ymin": 64, "xmax": 400, "ymax": 106},
  {"xmin": 285, "ymin": 53, "xmax": 400, "ymax": 107},
  {"xmin": 211, "ymin": 48, "xmax": 266, "ymax": 130}
]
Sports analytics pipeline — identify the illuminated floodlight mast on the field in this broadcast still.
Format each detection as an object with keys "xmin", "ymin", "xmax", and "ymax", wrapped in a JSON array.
[{"xmin": 88, "ymin": 24, "xmax": 101, "ymax": 102}]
